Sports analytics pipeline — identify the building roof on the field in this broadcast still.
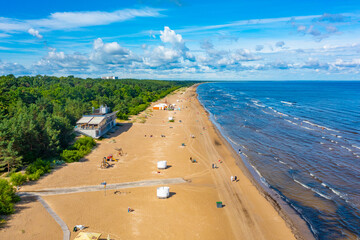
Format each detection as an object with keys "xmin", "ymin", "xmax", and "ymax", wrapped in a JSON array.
[
  {"xmin": 88, "ymin": 116, "xmax": 106, "ymax": 125},
  {"xmin": 76, "ymin": 116, "xmax": 93, "ymax": 124},
  {"xmin": 154, "ymin": 103, "xmax": 168, "ymax": 107}
]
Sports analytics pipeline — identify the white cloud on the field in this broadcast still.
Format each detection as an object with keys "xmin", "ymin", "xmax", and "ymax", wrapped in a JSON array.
[
  {"xmin": 160, "ymin": 26, "xmax": 183, "ymax": 45},
  {"xmin": 0, "ymin": 8, "xmax": 163, "ymax": 33},
  {"xmin": 255, "ymin": 45, "xmax": 264, "ymax": 51},
  {"xmin": 33, "ymin": 49, "xmax": 89, "ymax": 74},
  {"xmin": 275, "ymin": 41, "xmax": 285, "ymax": 48},
  {"xmin": 0, "ymin": 60, "xmax": 28, "ymax": 75},
  {"xmin": 28, "ymin": 28, "xmax": 43, "ymax": 39},
  {"xmin": 89, "ymin": 38, "xmax": 140, "ymax": 70}
]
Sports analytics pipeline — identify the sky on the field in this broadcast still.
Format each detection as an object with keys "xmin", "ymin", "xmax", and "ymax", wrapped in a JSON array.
[{"xmin": 1, "ymin": 0, "xmax": 360, "ymax": 80}]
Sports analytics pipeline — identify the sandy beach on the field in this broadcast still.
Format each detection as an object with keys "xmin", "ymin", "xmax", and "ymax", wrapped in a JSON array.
[{"xmin": 1, "ymin": 85, "xmax": 301, "ymax": 240}]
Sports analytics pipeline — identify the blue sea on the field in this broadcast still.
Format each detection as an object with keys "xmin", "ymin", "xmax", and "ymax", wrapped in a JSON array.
[{"xmin": 197, "ymin": 81, "xmax": 360, "ymax": 240}]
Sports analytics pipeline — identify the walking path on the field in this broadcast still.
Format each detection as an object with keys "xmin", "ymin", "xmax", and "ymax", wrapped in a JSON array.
[
  {"xmin": 20, "ymin": 178, "xmax": 186, "ymax": 196},
  {"xmin": 37, "ymin": 196, "xmax": 70, "ymax": 240}
]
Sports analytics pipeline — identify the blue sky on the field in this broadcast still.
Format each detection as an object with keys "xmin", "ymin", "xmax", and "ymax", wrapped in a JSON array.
[{"xmin": 1, "ymin": 0, "xmax": 360, "ymax": 80}]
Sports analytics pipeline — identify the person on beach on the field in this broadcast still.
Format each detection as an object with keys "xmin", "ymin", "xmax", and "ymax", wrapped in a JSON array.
[
  {"xmin": 234, "ymin": 176, "xmax": 237, "ymax": 182},
  {"xmin": 231, "ymin": 176, "xmax": 234, "ymax": 182}
]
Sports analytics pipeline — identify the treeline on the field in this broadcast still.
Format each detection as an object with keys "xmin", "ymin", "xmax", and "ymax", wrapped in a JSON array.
[{"xmin": 0, "ymin": 75, "xmax": 194, "ymax": 173}]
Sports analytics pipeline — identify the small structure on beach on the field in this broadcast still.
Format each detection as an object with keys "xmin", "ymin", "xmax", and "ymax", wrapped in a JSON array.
[
  {"xmin": 153, "ymin": 103, "xmax": 168, "ymax": 110},
  {"xmin": 157, "ymin": 186, "xmax": 170, "ymax": 199},
  {"xmin": 75, "ymin": 105, "xmax": 118, "ymax": 138},
  {"xmin": 157, "ymin": 161, "xmax": 167, "ymax": 169}
]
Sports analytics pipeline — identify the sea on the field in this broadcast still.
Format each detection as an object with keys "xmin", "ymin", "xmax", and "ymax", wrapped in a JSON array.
[{"xmin": 197, "ymin": 81, "xmax": 360, "ymax": 240}]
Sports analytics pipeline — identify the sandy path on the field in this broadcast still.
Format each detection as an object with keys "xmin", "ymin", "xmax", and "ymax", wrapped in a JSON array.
[
  {"xmin": 0, "ymin": 85, "xmax": 301, "ymax": 240},
  {"xmin": 21, "ymin": 178, "xmax": 186, "ymax": 196}
]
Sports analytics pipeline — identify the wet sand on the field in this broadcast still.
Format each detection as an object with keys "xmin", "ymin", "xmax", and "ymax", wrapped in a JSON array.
[{"xmin": 0, "ymin": 85, "xmax": 299, "ymax": 240}]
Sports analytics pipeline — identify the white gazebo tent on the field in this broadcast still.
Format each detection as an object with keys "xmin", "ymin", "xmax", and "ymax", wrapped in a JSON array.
[
  {"xmin": 157, "ymin": 187, "xmax": 170, "ymax": 199},
  {"xmin": 157, "ymin": 161, "xmax": 167, "ymax": 169}
]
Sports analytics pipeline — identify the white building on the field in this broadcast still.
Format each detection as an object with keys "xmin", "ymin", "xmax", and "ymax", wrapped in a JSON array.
[
  {"xmin": 101, "ymin": 76, "xmax": 118, "ymax": 80},
  {"xmin": 75, "ymin": 105, "xmax": 118, "ymax": 138}
]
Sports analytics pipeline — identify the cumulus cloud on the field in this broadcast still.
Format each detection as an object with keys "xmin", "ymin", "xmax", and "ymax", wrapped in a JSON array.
[
  {"xmin": 90, "ymin": 38, "xmax": 140, "ymax": 70},
  {"xmin": 200, "ymin": 40, "xmax": 214, "ymax": 50},
  {"xmin": 142, "ymin": 27, "xmax": 194, "ymax": 69},
  {"xmin": 255, "ymin": 45, "xmax": 264, "ymax": 51},
  {"xmin": 291, "ymin": 13, "xmax": 350, "ymax": 41},
  {"xmin": 275, "ymin": 41, "xmax": 285, "ymax": 48},
  {"xmin": 160, "ymin": 26, "xmax": 184, "ymax": 46},
  {"xmin": 0, "ymin": 60, "xmax": 28, "ymax": 75},
  {"xmin": 33, "ymin": 49, "xmax": 90, "ymax": 74},
  {"xmin": 28, "ymin": 28, "xmax": 43, "ymax": 39}
]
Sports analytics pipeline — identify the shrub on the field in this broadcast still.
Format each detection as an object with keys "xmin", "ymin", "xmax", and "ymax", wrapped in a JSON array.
[
  {"xmin": 27, "ymin": 170, "xmax": 43, "ymax": 181},
  {"xmin": 10, "ymin": 173, "xmax": 27, "ymax": 187},
  {"xmin": 61, "ymin": 149, "xmax": 82, "ymax": 163},
  {"xmin": 0, "ymin": 179, "xmax": 20, "ymax": 215},
  {"xmin": 25, "ymin": 159, "xmax": 51, "ymax": 181},
  {"xmin": 72, "ymin": 137, "xmax": 96, "ymax": 150},
  {"xmin": 61, "ymin": 137, "xmax": 96, "ymax": 163}
]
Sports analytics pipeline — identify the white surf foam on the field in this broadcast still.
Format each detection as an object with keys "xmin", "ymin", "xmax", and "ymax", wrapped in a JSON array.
[{"xmin": 281, "ymin": 101, "xmax": 294, "ymax": 105}]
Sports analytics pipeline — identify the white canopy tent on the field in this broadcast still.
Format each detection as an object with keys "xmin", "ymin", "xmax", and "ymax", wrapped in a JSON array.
[
  {"xmin": 157, "ymin": 187, "xmax": 170, "ymax": 199},
  {"xmin": 157, "ymin": 161, "xmax": 167, "ymax": 169}
]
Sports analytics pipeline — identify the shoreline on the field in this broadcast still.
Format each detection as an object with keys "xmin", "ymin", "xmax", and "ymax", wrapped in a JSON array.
[
  {"xmin": 1, "ymin": 84, "xmax": 301, "ymax": 239},
  {"xmin": 195, "ymin": 83, "xmax": 314, "ymax": 240}
]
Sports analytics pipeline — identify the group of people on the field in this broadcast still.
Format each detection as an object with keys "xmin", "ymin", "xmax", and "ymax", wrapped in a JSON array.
[
  {"xmin": 230, "ymin": 176, "xmax": 238, "ymax": 182},
  {"xmin": 144, "ymin": 134, "xmax": 166, "ymax": 137}
]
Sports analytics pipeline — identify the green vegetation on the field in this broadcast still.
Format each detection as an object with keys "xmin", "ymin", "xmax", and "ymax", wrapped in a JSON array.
[
  {"xmin": 0, "ymin": 179, "xmax": 20, "ymax": 215},
  {"xmin": 61, "ymin": 136, "xmax": 96, "ymax": 163},
  {"xmin": 25, "ymin": 158, "xmax": 51, "ymax": 181},
  {"xmin": 0, "ymin": 75, "xmax": 193, "ymax": 173},
  {"xmin": 9, "ymin": 173, "xmax": 27, "ymax": 187}
]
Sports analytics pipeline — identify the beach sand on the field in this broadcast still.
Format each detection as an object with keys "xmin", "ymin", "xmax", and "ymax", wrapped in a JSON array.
[{"xmin": 0, "ymin": 85, "xmax": 300, "ymax": 240}]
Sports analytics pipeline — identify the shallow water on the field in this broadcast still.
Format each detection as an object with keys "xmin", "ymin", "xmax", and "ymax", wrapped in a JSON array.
[{"xmin": 197, "ymin": 81, "xmax": 360, "ymax": 240}]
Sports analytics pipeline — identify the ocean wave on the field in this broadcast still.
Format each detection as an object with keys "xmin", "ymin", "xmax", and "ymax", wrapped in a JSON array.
[
  {"xmin": 281, "ymin": 101, "xmax": 294, "ymax": 106},
  {"xmin": 320, "ymin": 142, "xmax": 324, "ymax": 144},
  {"xmin": 341, "ymin": 146, "xmax": 352, "ymax": 152},
  {"xmin": 250, "ymin": 163, "xmax": 269, "ymax": 187},
  {"xmin": 302, "ymin": 120, "xmax": 340, "ymax": 133},
  {"xmin": 331, "ymin": 134, "xmax": 343, "ymax": 138},
  {"xmin": 326, "ymin": 185, "xmax": 348, "ymax": 201},
  {"xmin": 277, "ymin": 112, "xmax": 289, "ymax": 117},
  {"xmin": 254, "ymin": 103, "xmax": 266, "ymax": 108},
  {"xmin": 294, "ymin": 179, "xmax": 331, "ymax": 200},
  {"xmin": 300, "ymin": 126, "xmax": 315, "ymax": 131},
  {"xmin": 279, "ymin": 160, "xmax": 287, "ymax": 165},
  {"xmin": 261, "ymin": 110, "xmax": 271, "ymax": 115},
  {"xmin": 352, "ymin": 144, "xmax": 360, "ymax": 150},
  {"xmin": 227, "ymin": 137, "xmax": 239, "ymax": 146},
  {"xmin": 294, "ymin": 179, "xmax": 310, "ymax": 189},
  {"xmin": 285, "ymin": 119, "xmax": 298, "ymax": 126}
]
